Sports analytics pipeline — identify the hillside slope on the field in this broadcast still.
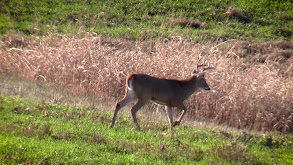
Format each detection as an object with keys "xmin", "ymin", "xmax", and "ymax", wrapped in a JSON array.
[{"xmin": 1, "ymin": 0, "xmax": 292, "ymax": 42}]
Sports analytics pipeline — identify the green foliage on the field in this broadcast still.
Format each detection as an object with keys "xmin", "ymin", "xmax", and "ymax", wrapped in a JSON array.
[
  {"xmin": 0, "ymin": 95, "xmax": 293, "ymax": 164},
  {"xmin": 0, "ymin": 0, "xmax": 292, "ymax": 41}
]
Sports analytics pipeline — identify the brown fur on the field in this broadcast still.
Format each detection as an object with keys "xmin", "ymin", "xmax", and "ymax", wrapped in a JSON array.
[{"xmin": 110, "ymin": 73, "xmax": 210, "ymax": 130}]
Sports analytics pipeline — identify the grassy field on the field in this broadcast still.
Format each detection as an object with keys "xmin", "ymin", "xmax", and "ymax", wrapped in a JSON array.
[
  {"xmin": 1, "ymin": 0, "xmax": 292, "ymax": 42},
  {"xmin": 1, "ymin": 0, "xmax": 293, "ymax": 164},
  {"xmin": 1, "ymin": 95, "xmax": 293, "ymax": 164}
]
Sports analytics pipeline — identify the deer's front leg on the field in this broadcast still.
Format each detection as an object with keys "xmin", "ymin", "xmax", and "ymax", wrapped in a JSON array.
[
  {"xmin": 173, "ymin": 103, "xmax": 187, "ymax": 127},
  {"xmin": 165, "ymin": 106, "xmax": 173, "ymax": 130}
]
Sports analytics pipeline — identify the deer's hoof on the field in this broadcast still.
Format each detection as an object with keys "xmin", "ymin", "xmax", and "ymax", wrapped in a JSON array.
[{"xmin": 172, "ymin": 121, "xmax": 180, "ymax": 127}]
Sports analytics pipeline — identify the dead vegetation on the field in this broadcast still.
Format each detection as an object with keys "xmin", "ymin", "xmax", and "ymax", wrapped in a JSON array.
[
  {"xmin": 225, "ymin": 6, "xmax": 251, "ymax": 23},
  {"xmin": 169, "ymin": 16, "xmax": 205, "ymax": 28},
  {"xmin": 0, "ymin": 32, "xmax": 292, "ymax": 133}
]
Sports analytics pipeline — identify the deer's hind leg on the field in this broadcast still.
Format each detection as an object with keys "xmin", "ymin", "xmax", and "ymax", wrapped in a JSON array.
[{"xmin": 131, "ymin": 99, "xmax": 148, "ymax": 130}]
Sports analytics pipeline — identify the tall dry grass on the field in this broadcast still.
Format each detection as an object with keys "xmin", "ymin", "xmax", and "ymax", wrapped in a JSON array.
[{"xmin": 1, "ymin": 32, "xmax": 292, "ymax": 133}]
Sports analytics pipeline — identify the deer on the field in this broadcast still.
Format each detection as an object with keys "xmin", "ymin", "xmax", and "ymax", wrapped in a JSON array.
[{"xmin": 109, "ymin": 64, "xmax": 213, "ymax": 130}]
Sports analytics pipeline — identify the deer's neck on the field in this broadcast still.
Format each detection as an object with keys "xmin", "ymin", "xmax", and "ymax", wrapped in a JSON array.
[{"xmin": 182, "ymin": 77, "xmax": 198, "ymax": 99}]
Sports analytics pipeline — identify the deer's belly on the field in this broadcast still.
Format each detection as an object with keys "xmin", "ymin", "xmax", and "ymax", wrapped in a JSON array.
[{"xmin": 151, "ymin": 97, "xmax": 168, "ymax": 105}]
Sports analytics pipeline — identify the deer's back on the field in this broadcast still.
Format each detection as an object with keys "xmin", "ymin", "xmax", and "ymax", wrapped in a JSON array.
[{"xmin": 128, "ymin": 74, "xmax": 186, "ymax": 104}]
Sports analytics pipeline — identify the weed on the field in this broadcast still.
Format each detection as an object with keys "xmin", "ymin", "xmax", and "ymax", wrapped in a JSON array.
[
  {"xmin": 24, "ymin": 125, "xmax": 35, "ymax": 136},
  {"xmin": 169, "ymin": 16, "xmax": 205, "ymax": 29},
  {"xmin": 225, "ymin": 6, "xmax": 251, "ymax": 23},
  {"xmin": 1, "ymin": 34, "xmax": 292, "ymax": 133},
  {"xmin": 42, "ymin": 124, "xmax": 52, "ymax": 136},
  {"xmin": 214, "ymin": 141, "xmax": 251, "ymax": 164},
  {"xmin": 92, "ymin": 133, "xmax": 106, "ymax": 144},
  {"xmin": 52, "ymin": 131, "xmax": 71, "ymax": 140},
  {"xmin": 6, "ymin": 123, "xmax": 18, "ymax": 133}
]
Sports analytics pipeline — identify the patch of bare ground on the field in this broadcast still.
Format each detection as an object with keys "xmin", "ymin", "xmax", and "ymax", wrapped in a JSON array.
[{"xmin": 1, "ymin": 32, "xmax": 292, "ymax": 133}]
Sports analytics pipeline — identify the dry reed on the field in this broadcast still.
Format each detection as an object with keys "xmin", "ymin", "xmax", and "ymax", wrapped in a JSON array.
[{"xmin": 1, "ymin": 32, "xmax": 292, "ymax": 133}]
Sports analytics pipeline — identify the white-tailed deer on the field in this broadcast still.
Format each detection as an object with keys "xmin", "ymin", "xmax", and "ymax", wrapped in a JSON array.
[{"xmin": 109, "ymin": 68, "xmax": 212, "ymax": 130}]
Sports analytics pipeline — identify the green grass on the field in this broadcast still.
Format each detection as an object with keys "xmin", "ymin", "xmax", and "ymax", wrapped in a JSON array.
[
  {"xmin": 1, "ymin": 0, "xmax": 292, "ymax": 42},
  {"xmin": 1, "ymin": 95, "xmax": 293, "ymax": 164}
]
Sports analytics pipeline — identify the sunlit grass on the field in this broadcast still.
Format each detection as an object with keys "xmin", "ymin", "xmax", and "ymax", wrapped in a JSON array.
[
  {"xmin": 1, "ymin": 0, "xmax": 292, "ymax": 42},
  {"xmin": 0, "ymin": 95, "xmax": 293, "ymax": 164}
]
